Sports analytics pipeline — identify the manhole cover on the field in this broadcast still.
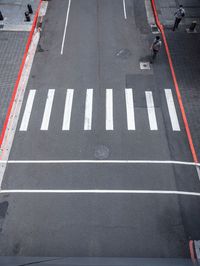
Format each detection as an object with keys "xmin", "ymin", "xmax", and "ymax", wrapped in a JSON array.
[
  {"xmin": 94, "ymin": 145, "xmax": 110, "ymax": 159},
  {"xmin": 140, "ymin": 62, "xmax": 150, "ymax": 70},
  {"xmin": 116, "ymin": 48, "xmax": 132, "ymax": 59}
]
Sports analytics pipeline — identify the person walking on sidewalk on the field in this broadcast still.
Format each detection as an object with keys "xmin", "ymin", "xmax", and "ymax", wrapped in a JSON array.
[
  {"xmin": 173, "ymin": 5, "xmax": 185, "ymax": 31},
  {"xmin": 150, "ymin": 36, "xmax": 162, "ymax": 63}
]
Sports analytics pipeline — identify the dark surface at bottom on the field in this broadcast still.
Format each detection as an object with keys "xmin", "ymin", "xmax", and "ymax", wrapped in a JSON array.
[
  {"xmin": 0, "ymin": 257, "xmax": 194, "ymax": 266},
  {"xmin": 0, "ymin": 193, "xmax": 196, "ymax": 257}
]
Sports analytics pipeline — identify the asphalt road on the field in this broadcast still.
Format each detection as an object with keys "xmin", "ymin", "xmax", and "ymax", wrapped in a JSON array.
[{"xmin": 0, "ymin": 0, "xmax": 200, "ymax": 258}]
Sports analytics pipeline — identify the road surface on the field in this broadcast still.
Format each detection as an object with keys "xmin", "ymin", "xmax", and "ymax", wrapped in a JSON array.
[{"xmin": 0, "ymin": 0, "xmax": 200, "ymax": 258}]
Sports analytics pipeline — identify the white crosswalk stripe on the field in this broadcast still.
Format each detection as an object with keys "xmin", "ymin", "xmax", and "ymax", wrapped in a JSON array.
[
  {"xmin": 165, "ymin": 89, "xmax": 180, "ymax": 131},
  {"xmin": 84, "ymin": 89, "xmax": 93, "ymax": 130},
  {"xmin": 19, "ymin": 88, "xmax": 181, "ymax": 132},
  {"xmin": 106, "ymin": 89, "xmax": 114, "ymax": 130},
  {"xmin": 125, "ymin": 88, "xmax": 135, "ymax": 130},
  {"xmin": 62, "ymin": 89, "xmax": 74, "ymax": 131},
  {"xmin": 41, "ymin": 89, "xmax": 55, "ymax": 131},
  {"xmin": 145, "ymin": 91, "xmax": 158, "ymax": 131},
  {"xmin": 19, "ymin": 90, "xmax": 36, "ymax": 131}
]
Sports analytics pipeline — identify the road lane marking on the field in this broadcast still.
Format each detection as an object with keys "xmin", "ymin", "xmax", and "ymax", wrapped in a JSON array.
[
  {"xmin": 1, "ymin": 159, "xmax": 200, "ymax": 167},
  {"xmin": 196, "ymin": 166, "xmax": 200, "ymax": 181},
  {"xmin": 1, "ymin": 189, "xmax": 200, "ymax": 197},
  {"xmin": 165, "ymin": 89, "xmax": 180, "ymax": 131},
  {"xmin": 62, "ymin": 89, "xmax": 74, "ymax": 130},
  {"xmin": 18, "ymin": 88, "xmax": 184, "ymax": 132},
  {"xmin": 106, "ymin": 89, "xmax": 114, "ymax": 130},
  {"xmin": 84, "ymin": 89, "xmax": 93, "ymax": 130},
  {"xmin": 125, "ymin": 88, "xmax": 135, "ymax": 130},
  {"xmin": 123, "ymin": 0, "xmax": 127, "ymax": 19},
  {"xmin": 19, "ymin": 90, "xmax": 36, "ymax": 131},
  {"xmin": 194, "ymin": 241, "xmax": 200, "ymax": 260},
  {"xmin": 145, "ymin": 91, "xmax": 158, "ymax": 130},
  {"xmin": 40, "ymin": 89, "xmax": 55, "ymax": 130},
  {"xmin": 61, "ymin": 0, "xmax": 72, "ymax": 55}
]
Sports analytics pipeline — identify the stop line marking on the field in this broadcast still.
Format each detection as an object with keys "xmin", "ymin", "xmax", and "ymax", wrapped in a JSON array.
[
  {"xmin": 0, "ymin": 189, "xmax": 200, "ymax": 197},
  {"xmin": 0, "ymin": 159, "xmax": 200, "ymax": 167}
]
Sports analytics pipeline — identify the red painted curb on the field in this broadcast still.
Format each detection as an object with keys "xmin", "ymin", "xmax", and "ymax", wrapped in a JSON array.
[
  {"xmin": 151, "ymin": 0, "xmax": 199, "ymax": 164},
  {"xmin": 0, "ymin": 0, "xmax": 42, "ymax": 147},
  {"xmin": 189, "ymin": 240, "xmax": 196, "ymax": 264}
]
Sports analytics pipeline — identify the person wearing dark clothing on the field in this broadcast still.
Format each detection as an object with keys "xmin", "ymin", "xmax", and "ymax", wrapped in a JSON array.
[
  {"xmin": 173, "ymin": 5, "xmax": 185, "ymax": 31},
  {"xmin": 150, "ymin": 36, "xmax": 162, "ymax": 63}
]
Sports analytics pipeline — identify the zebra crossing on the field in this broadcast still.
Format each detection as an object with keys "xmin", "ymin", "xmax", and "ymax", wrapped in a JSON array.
[
  {"xmin": 145, "ymin": 91, "xmax": 158, "ymax": 131},
  {"xmin": 41, "ymin": 89, "xmax": 55, "ymax": 131},
  {"xmin": 125, "ymin": 89, "xmax": 135, "ymax": 130},
  {"xmin": 19, "ymin": 90, "xmax": 36, "ymax": 131},
  {"xmin": 62, "ymin": 89, "xmax": 74, "ymax": 131},
  {"xmin": 19, "ymin": 88, "xmax": 181, "ymax": 132}
]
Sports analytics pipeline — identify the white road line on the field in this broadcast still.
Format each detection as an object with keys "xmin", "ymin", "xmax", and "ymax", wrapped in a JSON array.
[
  {"xmin": 62, "ymin": 89, "xmax": 74, "ymax": 131},
  {"xmin": 123, "ymin": 0, "xmax": 127, "ymax": 19},
  {"xmin": 125, "ymin": 88, "xmax": 135, "ymax": 130},
  {"xmin": 40, "ymin": 89, "xmax": 55, "ymax": 131},
  {"xmin": 196, "ymin": 166, "xmax": 200, "ymax": 181},
  {"xmin": 165, "ymin": 89, "xmax": 180, "ymax": 131},
  {"xmin": 61, "ymin": 0, "xmax": 72, "ymax": 55},
  {"xmin": 106, "ymin": 89, "xmax": 114, "ymax": 130},
  {"xmin": 0, "ymin": 189, "xmax": 200, "ymax": 197},
  {"xmin": 19, "ymin": 90, "xmax": 36, "ymax": 131},
  {"xmin": 1, "ymin": 159, "xmax": 200, "ymax": 167},
  {"xmin": 84, "ymin": 89, "xmax": 93, "ymax": 130},
  {"xmin": 145, "ymin": 91, "xmax": 158, "ymax": 130},
  {"xmin": 194, "ymin": 240, "xmax": 200, "ymax": 259}
]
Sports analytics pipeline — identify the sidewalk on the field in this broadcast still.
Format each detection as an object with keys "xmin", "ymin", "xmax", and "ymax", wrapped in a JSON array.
[
  {"xmin": 0, "ymin": 0, "xmax": 39, "ymax": 135},
  {"xmin": 155, "ymin": 0, "xmax": 200, "ymax": 160},
  {"xmin": 155, "ymin": 0, "xmax": 200, "ymax": 28}
]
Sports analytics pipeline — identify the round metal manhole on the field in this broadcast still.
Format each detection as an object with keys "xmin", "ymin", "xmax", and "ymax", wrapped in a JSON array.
[{"xmin": 94, "ymin": 145, "xmax": 110, "ymax": 159}]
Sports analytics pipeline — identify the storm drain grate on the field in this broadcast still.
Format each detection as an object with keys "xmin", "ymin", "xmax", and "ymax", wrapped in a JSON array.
[{"xmin": 140, "ymin": 62, "xmax": 150, "ymax": 70}]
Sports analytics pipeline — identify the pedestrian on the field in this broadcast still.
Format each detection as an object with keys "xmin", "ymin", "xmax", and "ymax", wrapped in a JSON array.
[
  {"xmin": 150, "ymin": 36, "xmax": 162, "ymax": 63},
  {"xmin": 173, "ymin": 5, "xmax": 185, "ymax": 31}
]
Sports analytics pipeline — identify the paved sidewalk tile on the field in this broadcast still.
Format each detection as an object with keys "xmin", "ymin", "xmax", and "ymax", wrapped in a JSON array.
[
  {"xmin": 0, "ymin": 0, "xmax": 40, "ymax": 31},
  {"xmin": 156, "ymin": 0, "xmax": 200, "ymax": 27},
  {"xmin": 156, "ymin": 0, "xmax": 200, "ymax": 159},
  {"xmin": 0, "ymin": 0, "xmax": 40, "ymax": 141},
  {"xmin": 0, "ymin": 32, "xmax": 29, "ymax": 132},
  {"xmin": 166, "ymin": 32, "xmax": 200, "ymax": 159}
]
